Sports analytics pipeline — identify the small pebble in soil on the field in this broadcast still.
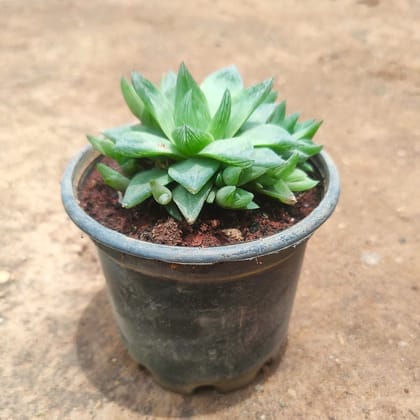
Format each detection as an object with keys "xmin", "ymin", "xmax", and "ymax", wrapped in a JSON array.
[
  {"xmin": 221, "ymin": 228, "xmax": 243, "ymax": 241},
  {"xmin": 209, "ymin": 219, "xmax": 220, "ymax": 229}
]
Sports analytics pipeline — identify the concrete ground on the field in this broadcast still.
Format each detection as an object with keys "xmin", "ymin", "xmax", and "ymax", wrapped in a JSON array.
[{"xmin": 1, "ymin": 0, "xmax": 419, "ymax": 418}]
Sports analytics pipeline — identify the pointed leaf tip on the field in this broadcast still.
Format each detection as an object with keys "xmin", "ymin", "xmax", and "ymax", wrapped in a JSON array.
[
  {"xmin": 175, "ymin": 63, "xmax": 210, "ymax": 130},
  {"xmin": 225, "ymin": 78, "xmax": 274, "ymax": 137},
  {"xmin": 201, "ymin": 65, "xmax": 243, "ymax": 115},
  {"xmin": 168, "ymin": 158, "xmax": 219, "ymax": 194},
  {"xmin": 208, "ymin": 89, "xmax": 232, "ymax": 139},
  {"xmin": 173, "ymin": 181, "xmax": 212, "ymax": 224},
  {"xmin": 131, "ymin": 71, "xmax": 175, "ymax": 140}
]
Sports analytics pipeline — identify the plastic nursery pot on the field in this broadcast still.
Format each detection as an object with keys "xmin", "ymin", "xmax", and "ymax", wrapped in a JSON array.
[{"xmin": 61, "ymin": 146, "xmax": 340, "ymax": 394}]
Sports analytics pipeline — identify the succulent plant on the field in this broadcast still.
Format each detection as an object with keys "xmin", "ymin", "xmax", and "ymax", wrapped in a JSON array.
[{"xmin": 88, "ymin": 63, "xmax": 322, "ymax": 224}]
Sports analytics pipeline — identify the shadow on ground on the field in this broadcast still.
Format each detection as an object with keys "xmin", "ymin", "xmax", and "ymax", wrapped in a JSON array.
[{"xmin": 75, "ymin": 289, "xmax": 282, "ymax": 417}]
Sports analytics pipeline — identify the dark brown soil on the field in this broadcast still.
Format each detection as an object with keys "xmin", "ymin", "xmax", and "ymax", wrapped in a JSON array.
[{"xmin": 79, "ymin": 164, "xmax": 323, "ymax": 247}]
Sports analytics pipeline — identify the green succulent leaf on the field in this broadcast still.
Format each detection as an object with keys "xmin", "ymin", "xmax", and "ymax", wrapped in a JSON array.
[
  {"xmin": 294, "ymin": 119, "xmax": 314, "ymax": 130},
  {"xmin": 168, "ymin": 158, "xmax": 219, "ymax": 194},
  {"xmin": 87, "ymin": 134, "xmax": 115, "ymax": 156},
  {"xmin": 174, "ymin": 89, "xmax": 211, "ymax": 130},
  {"xmin": 273, "ymin": 180, "xmax": 298, "ymax": 204},
  {"xmin": 286, "ymin": 178, "xmax": 319, "ymax": 192},
  {"xmin": 296, "ymin": 139, "xmax": 323, "ymax": 158},
  {"xmin": 299, "ymin": 161, "xmax": 315, "ymax": 173},
  {"xmin": 237, "ymin": 166, "xmax": 267, "ymax": 186},
  {"xmin": 96, "ymin": 163, "xmax": 130, "ymax": 192},
  {"xmin": 270, "ymin": 151, "xmax": 300, "ymax": 178},
  {"xmin": 294, "ymin": 150, "xmax": 314, "ymax": 163},
  {"xmin": 252, "ymin": 147, "xmax": 286, "ymax": 168},
  {"xmin": 113, "ymin": 131, "xmax": 183, "ymax": 159},
  {"xmin": 172, "ymin": 125, "xmax": 214, "ymax": 156},
  {"xmin": 239, "ymin": 102, "xmax": 278, "ymax": 132},
  {"xmin": 164, "ymin": 202, "xmax": 183, "ymax": 221},
  {"xmin": 283, "ymin": 168, "xmax": 319, "ymax": 192},
  {"xmin": 293, "ymin": 120, "xmax": 323, "ymax": 139},
  {"xmin": 284, "ymin": 168, "xmax": 308, "ymax": 183},
  {"xmin": 225, "ymin": 78, "xmax": 273, "ymax": 137},
  {"xmin": 131, "ymin": 71, "xmax": 175, "ymax": 140},
  {"xmin": 122, "ymin": 168, "xmax": 170, "ymax": 208},
  {"xmin": 222, "ymin": 166, "xmax": 242, "ymax": 186},
  {"xmin": 174, "ymin": 90, "xmax": 194, "ymax": 127},
  {"xmin": 206, "ymin": 188, "xmax": 217, "ymax": 203},
  {"xmin": 215, "ymin": 171, "xmax": 224, "ymax": 187},
  {"xmin": 281, "ymin": 112, "xmax": 300, "ymax": 132},
  {"xmin": 120, "ymin": 77, "xmax": 145, "ymax": 120},
  {"xmin": 175, "ymin": 63, "xmax": 203, "ymax": 104},
  {"xmin": 207, "ymin": 89, "xmax": 232, "ymax": 139},
  {"xmin": 175, "ymin": 63, "xmax": 210, "ymax": 130},
  {"xmin": 120, "ymin": 78, "xmax": 159, "ymax": 129},
  {"xmin": 198, "ymin": 137, "xmax": 254, "ymax": 167},
  {"xmin": 103, "ymin": 123, "xmax": 140, "ymax": 138},
  {"xmin": 215, "ymin": 186, "xmax": 254, "ymax": 209},
  {"xmin": 255, "ymin": 173, "xmax": 278, "ymax": 186},
  {"xmin": 247, "ymin": 103, "xmax": 277, "ymax": 124},
  {"xmin": 200, "ymin": 65, "xmax": 244, "ymax": 115},
  {"xmin": 264, "ymin": 91, "xmax": 278, "ymax": 103},
  {"xmin": 239, "ymin": 124, "xmax": 295, "ymax": 151},
  {"xmin": 160, "ymin": 70, "xmax": 177, "ymax": 104},
  {"xmin": 246, "ymin": 201, "xmax": 260, "ymax": 209},
  {"xmin": 102, "ymin": 123, "xmax": 164, "ymax": 141},
  {"xmin": 268, "ymin": 100, "xmax": 286, "ymax": 125},
  {"xmin": 173, "ymin": 181, "xmax": 212, "ymax": 224},
  {"xmin": 255, "ymin": 179, "xmax": 297, "ymax": 205},
  {"xmin": 87, "ymin": 135, "xmax": 125, "ymax": 162},
  {"xmin": 150, "ymin": 179, "xmax": 172, "ymax": 205},
  {"xmin": 119, "ymin": 158, "xmax": 142, "ymax": 176}
]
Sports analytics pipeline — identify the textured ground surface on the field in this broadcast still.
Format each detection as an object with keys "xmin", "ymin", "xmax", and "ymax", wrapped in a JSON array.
[{"xmin": 1, "ymin": 0, "xmax": 419, "ymax": 419}]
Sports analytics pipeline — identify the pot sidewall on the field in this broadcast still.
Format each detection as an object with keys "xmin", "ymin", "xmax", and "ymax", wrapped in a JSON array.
[{"xmin": 61, "ymin": 146, "xmax": 340, "ymax": 391}]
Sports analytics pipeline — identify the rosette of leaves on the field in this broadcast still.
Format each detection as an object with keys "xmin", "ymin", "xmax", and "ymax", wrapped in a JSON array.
[{"xmin": 88, "ymin": 63, "xmax": 322, "ymax": 224}]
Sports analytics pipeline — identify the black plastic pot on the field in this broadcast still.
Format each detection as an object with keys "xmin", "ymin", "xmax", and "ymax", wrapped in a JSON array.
[{"xmin": 61, "ymin": 146, "xmax": 340, "ymax": 394}]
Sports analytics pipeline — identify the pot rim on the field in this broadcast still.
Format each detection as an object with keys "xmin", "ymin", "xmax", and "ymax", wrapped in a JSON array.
[{"xmin": 61, "ymin": 145, "xmax": 340, "ymax": 264}]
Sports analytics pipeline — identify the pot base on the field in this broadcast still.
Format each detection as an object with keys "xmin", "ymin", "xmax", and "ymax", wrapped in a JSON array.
[{"xmin": 138, "ymin": 338, "xmax": 288, "ymax": 395}]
